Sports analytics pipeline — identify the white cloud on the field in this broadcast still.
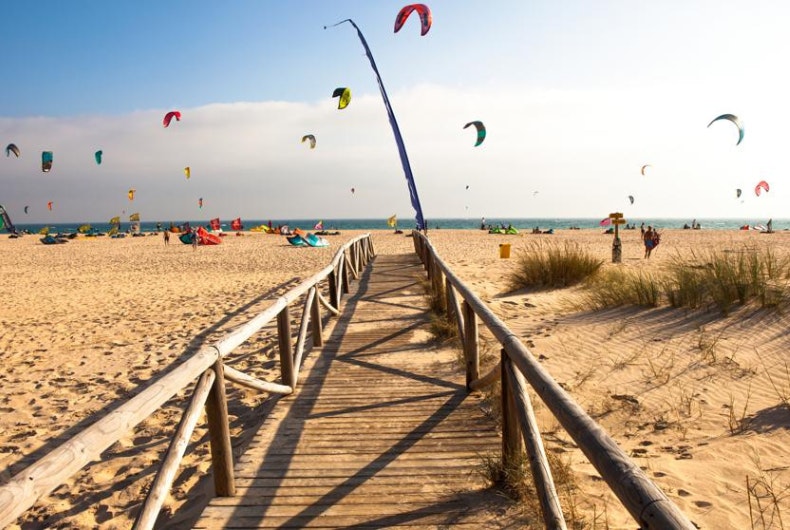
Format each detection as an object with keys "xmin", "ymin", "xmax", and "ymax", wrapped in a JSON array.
[{"xmin": 2, "ymin": 80, "xmax": 788, "ymax": 223}]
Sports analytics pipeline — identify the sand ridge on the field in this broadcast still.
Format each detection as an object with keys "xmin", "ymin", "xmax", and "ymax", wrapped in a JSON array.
[{"xmin": 1, "ymin": 227, "xmax": 789, "ymax": 528}]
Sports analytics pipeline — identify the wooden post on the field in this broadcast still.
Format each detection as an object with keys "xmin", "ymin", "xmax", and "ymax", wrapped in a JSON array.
[
  {"xmin": 205, "ymin": 360, "xmax": 235, "ymax": 497},
  {"xmin": 463, "ymin": 300, "xmax": 479, "ymax": 390},
  {"xmin": 133, "ymin": 369, "xmax": 216, "ymax": 530},
  {"xmin": 342, "ymin": 254, "xmax": 351, "ymax": 294},
  {"xmin": 500, "ymin": 350, "xmax": 522, "ymax": 471},
  {"xmin": 292, "ymin": 288, "xmax": 316, "ymax": 385},
  {"xmin": 445, "ymin": 279, "xmax": 464, "ymax": 345},
  {"xmin": 424, "ymin": 247, "xmax": 433, "ymax": 277},
  {"xmin": 328, "ymin": 270, "xmax": 339, "ymax": 313},
  {"xmin": 277, "ymin": 305, "xmax": 296, "ymax": 388},
  {"xmin": 505, "ymin": 359, "xmax": 567, "ymax": 529},
  {"xmin": 609, "ymin": 212, "xmax": 625, "ymax": 263},
  {"xmin": 311, "ymin": 286, "xmax": 323, "ymax": 347}
]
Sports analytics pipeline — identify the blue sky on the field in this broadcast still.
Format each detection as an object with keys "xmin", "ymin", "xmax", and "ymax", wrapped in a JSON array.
[{"xmin": 2, "ymin": 1, "xmax": 790, "ymax": 224}]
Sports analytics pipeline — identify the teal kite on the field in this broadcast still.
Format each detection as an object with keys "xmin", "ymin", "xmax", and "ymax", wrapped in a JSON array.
[
  {"xmin": 42, "ymin": 151, "xmax": 53, "ymax": 172},
  {"xmin": 95, "ymin": 150, "xmax": 103, "ymax": 165},
  {"xmin": 463, "ymin": 121, "xmax": 486, "ymax": 147},
  {"xmin": 707, "ymin": 114, "xmax": 744, "ymax": 145}
]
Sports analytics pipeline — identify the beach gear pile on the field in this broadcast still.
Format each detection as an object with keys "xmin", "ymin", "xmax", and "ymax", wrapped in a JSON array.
[{"xmin": 286, "ymin": 228, "xmax": 329, "ymax": 248}]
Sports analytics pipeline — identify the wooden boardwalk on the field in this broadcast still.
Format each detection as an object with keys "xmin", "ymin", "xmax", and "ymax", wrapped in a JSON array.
[{"xmin": 194, "ymin": 253, "xmax": 521, "ymax": 529}]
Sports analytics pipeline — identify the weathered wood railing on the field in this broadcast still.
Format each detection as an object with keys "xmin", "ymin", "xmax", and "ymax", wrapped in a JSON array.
[
  {"xmin": 412, "ymin": 231, "xmax": 695, "ymax": 530},
  {"xmin": 0, "ymin": 234, "xmax": 375, "ymax": 529}
]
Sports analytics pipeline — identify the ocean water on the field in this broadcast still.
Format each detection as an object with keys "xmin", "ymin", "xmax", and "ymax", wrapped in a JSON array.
[{"xmin": 6, "ymin": 217, "xmax": 787, "ymax": 235}]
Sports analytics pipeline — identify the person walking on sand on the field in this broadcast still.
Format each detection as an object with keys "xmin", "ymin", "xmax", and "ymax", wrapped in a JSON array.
[
  {"xmin": 191, "ymin": 228, "xmax": 198, "ymax": 250},
  {"xmin": 163, "ymin": 230, "xmax": 170, "ymax": 245},
  {"xmin": 643, "ymin": 225, "xmax": 657, "ymax": 258}
]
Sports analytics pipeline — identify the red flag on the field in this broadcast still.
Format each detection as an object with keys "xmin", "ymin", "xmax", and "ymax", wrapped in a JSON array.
[
  {"xmin": 231, "ymin": 217, "xmax": 243, "ymax": 231},
  {"xmin": 209, "ymin": 218, "xmax": 221, "ymax": 231}
]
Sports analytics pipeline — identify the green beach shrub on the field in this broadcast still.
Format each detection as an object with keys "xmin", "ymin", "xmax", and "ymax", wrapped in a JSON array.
[{"xmin": 507, "ymin": 241, "xmax": 603, "ymax": 291}]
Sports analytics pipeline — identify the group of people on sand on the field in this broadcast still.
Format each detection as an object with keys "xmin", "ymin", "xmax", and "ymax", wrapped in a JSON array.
[{"xmin": 641, "ymin": 224, "xmax": 661, "ymax": 258}]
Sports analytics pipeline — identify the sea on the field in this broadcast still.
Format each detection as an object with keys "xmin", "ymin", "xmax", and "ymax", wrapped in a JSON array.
[{"xmin": 6, "ymin": 217, "xmax": 787, "ymax": 235}]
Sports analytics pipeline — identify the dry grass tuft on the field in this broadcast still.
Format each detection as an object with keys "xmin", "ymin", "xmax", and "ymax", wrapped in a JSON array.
[{"xmin": 507, "ymin": 241, "xmax": 604, "ymax": 291}]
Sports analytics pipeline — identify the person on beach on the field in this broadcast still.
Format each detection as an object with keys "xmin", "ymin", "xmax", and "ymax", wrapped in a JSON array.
[
  {"xmin": 163, "ymin": 230, "xmax": 170, "ymax": 245},
  {"xmin": 643, "ymin": 225, "xmax": 659, "ymax": 258},
  {"xmin": 191, "ymin": 228, "xmax": 198, "ymax": 250}
]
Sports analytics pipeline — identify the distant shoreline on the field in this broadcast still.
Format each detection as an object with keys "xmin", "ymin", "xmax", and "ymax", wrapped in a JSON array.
[{"xmin": 5, "ymin": 217, "xmax": 787, "ymax": 234}]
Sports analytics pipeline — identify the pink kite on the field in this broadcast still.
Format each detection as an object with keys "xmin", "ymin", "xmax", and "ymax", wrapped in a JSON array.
[{"xmin": 163, "ymin": 110, "xmax": 182, "ymax": 128}]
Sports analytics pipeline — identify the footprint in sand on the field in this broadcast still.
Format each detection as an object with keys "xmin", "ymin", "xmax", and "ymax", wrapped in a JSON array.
[{"xmin": 693, "ymin": 500, "xmax": 713, "ymax": 508}]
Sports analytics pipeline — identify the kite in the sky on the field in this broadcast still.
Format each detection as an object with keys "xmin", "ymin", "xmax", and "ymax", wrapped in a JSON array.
[
  {"xmin": 301, "ymin": 134, "xmax": 316, "ymax": 149},
  {"xmin": 707, "ymin": 114, "xmax": 744, "ymax": 145},
  {"xmin": 163, "ymin": 111, "xmax": 182, "ymax": 128},
  {"xmin": 5, "ymin": 144, "xmax": 20, "ymax": 158},
  {"xmin": 47, "ymin": 201, "xmax": 53, "ymax": 211},
  {"xmin": 641, "ymin": 164, "xmax": 650, "ymax": 175},
  {"xmin": 95, "ymin": 150, "xmax": 103, "ymax": 165},
  {"xmin": 128, "ymin": 189, "xmax": 136, "ymax": 201},
  {"xmin": 184, "ymin": 167, "xmax": 191, "ymax": 179},
  {"xmin": 24, "ymin": 206, "xmax": 29, "ymax": 214},
  {"xmin": 463, "ymin": 121, "xmax": 486, "ymax": 146},
  {"xmin": 465, "ymin": 185, "xmax": 469, "ymax": 190},
  {"xmin": 736, "ymin": 188, "xmax": 742, "ymax": 198},
  {"xmin": 394, "ymin": 4, "xmax": 432, "ymax": 36},
  {"xmin": 332, "ymin": 87, "xmax": 351, "ymax": 109},
  {"xmin": 755, "ymin": 180, "xmax": 769, "ymax": 196},
  {"xmin": 628, "ymin": 195, "xmax": 635, "ymax": 205},
  {"xmin": 42, "ymin": 151, "xmax": 53, "ymax": 172},
  {"xmin": 351, "ymin": 187, "xmax": 355, "ymax": 195},
  {"xmin": 198, "ymin": 197, "xmax": 203, "ymax": 208}
]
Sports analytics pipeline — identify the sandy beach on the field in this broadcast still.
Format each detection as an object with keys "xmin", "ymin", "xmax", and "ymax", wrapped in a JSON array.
[{"xmin": 2, "ymin": 228, "xmax": 789, "ymax": 528}]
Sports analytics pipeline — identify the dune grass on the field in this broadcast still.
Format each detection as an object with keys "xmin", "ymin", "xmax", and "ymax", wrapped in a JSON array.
[
  {"xmin": 582, "ymin": 246, "xmax": 790, "ymax": 314},
  {"xmin": 665, "ymin": 247, "xmax": 789, "ymax": 314},
  {"xmin": 506, "ymin": 241, "xmax": 604, "ymax": 291},
  {"xmin": 584, "ymin": 268, "xmax": 662, "ymax": 309}
]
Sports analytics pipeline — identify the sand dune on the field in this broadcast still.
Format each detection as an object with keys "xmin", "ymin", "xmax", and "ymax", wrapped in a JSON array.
[{"xmin": 1, "ymin": 228, "xmax": 788, "ymax": 528}]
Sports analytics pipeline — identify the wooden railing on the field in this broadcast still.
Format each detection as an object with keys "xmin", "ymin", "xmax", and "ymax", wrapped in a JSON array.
[
  {"xmin": 0, "ymin": 234, "xmax": 375, "ymax": 529},
  {"xmin": 412, "ymin": 231, "xmax": 695, "ymax": 530}
]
